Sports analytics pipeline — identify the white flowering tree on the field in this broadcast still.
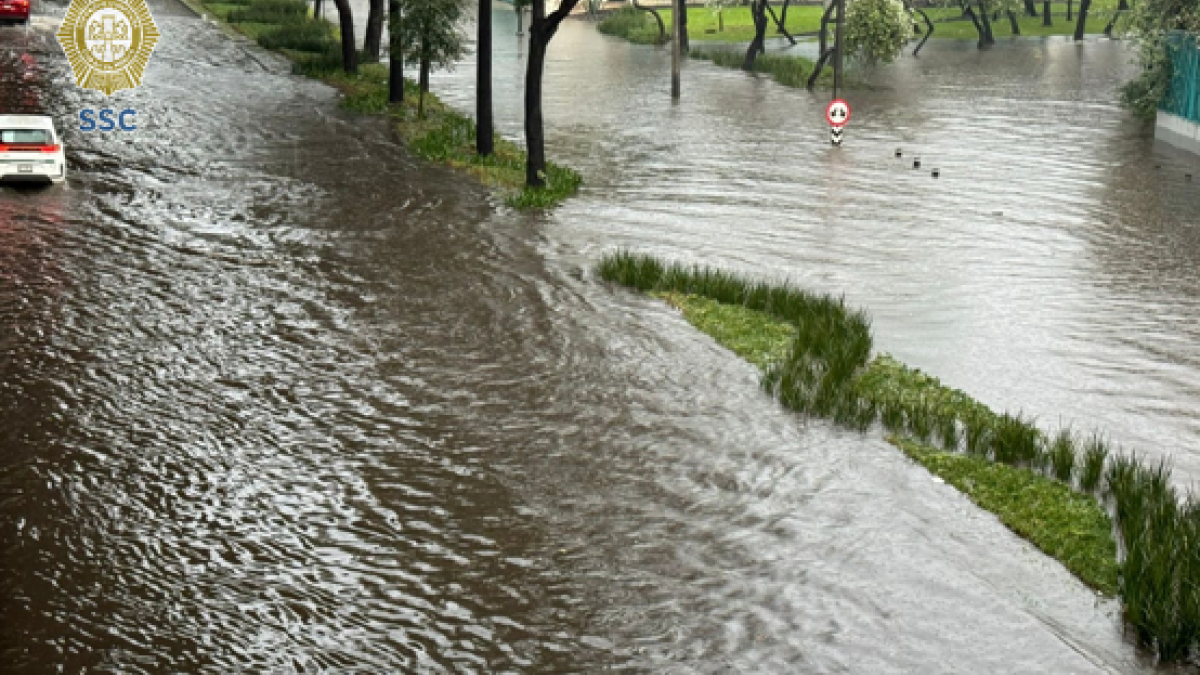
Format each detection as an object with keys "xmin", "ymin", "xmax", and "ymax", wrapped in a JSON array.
[{"xmin": 843, "ymin": 0, "xmax": 912, "ymax": 63}]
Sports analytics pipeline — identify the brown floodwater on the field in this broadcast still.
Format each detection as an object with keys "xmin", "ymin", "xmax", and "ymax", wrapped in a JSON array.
[{"xmin": 1, "ymin": 2, "xmax": 1198, "ymax": 672}]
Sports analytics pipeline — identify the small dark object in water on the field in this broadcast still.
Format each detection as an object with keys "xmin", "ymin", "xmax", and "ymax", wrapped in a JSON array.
[
  {"xmin": 1187, "ymin": 174, "xmax": 1193, "ymax": 181},
  {"xmin": 932, "ymin": 169, "xmax": 940, "ymax": 178},
  {"xmin": 913, "ymin": 159, "xmax": 921, "ymax": 169},
  {"xmin": 895, "ymin": 149, "xmax": 902, "ymax": 157},
  {"xmin": 1155, "ymin": 164, "xmax": 1161, "ymax": 169}
]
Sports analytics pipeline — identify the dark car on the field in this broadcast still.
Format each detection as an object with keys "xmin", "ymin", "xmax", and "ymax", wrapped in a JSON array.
[{"xmin": 0, "ymin": 0, "xmax": 30, "ymax": 25}]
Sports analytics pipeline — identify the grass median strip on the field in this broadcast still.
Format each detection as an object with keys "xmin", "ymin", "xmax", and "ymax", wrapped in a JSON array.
[
  {"xmin": 598, "ymin": 250, "xmax": 1198, "ymax": 661},
  {"xmin": 192, "ymin": 0, "xmax": 581, "ymax": 208}
]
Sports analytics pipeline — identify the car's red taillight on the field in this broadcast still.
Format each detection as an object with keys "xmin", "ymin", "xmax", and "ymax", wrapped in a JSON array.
[{"xmin": 0, "ymin": 144, "xmax": 60, "ymax": 152}]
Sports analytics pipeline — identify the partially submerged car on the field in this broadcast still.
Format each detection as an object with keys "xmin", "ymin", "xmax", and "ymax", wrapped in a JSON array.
[
  {"xmin": 0, "ymin": 115, "xmax": 66, "ymax": 184},
  {"xmin": 0, "ymin": 0, "xmax": 30, "ymax": 25}
]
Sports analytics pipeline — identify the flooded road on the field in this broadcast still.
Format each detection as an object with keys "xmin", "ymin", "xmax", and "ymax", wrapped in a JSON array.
[{"xmin": 1, "ymin": 2, "xmax": 1197, "ymax": 673}]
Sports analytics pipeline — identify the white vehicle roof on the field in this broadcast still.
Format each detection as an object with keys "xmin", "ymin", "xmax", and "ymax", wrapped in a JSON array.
[{"xmin": 0, "ymin": 115, "xmax": 57, "ymax": 130}]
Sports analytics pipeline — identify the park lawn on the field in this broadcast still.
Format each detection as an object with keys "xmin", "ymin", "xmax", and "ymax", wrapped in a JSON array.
[
  {"xmin": 922, "ymin": 7, "xmax": 1124, "ymax": 39},
  {"xmin": 604, "ymin": 0, "xmax": 1129, "ymax": 44},
  {"xmin": 660, "ymin": 5, "xmax": 828, "ymax": 43}
]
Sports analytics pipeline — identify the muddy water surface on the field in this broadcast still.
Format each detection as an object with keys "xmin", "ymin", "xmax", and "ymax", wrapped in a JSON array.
[{"xmin": 1, "ymin": 3, "xmax": 1196, "ymax": 673}]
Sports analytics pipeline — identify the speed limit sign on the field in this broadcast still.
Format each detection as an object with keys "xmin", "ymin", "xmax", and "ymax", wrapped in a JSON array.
[{"xmin": 826, "ymin": 99, "xmax": 851, "ymax": 127}]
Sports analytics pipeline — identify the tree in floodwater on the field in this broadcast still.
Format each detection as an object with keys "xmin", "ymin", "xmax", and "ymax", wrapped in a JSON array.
[
  {"xmin": 844, "ymin": 0, "xmax": 911, "ymax": 62},
  {"xmin": 477, "ymin": 0, "xmax": 493, "ymax": 155},
  {"xmin": 365, "ymin": 0, "xmax": 386, "ymax": 61},
  {"xmin": 398, "ymin": 0, "xmax": 468, "ymax": 118},
  {"xmin": 332, "ymin": 0, "xmax": 359, "ymax": 72},
  {"xmin": 742, "ymin": 0, "xmax": 769, "ymax": 69},
  {"xmin": 389, "ymin": 0, "xmax": 403, "ymax": 103},
  {"xmin": 525, "ymin": 0, "xmax": 583, "ymax": 187},
  {"xmin": 957, "ymin": 0, "xmax": 996, "ymax": 46},
  {"xmin": 995, "ymin": 0, "xmax": 1022, "ymax": 34},
  {"xmin": 1120, "ymin": 0, "xmax": 1200, "ymax": 117}
]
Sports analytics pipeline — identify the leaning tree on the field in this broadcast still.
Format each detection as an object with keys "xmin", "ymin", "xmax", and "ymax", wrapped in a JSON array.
[{"xmin": 525, "ymin": 0, "xmax": 583, "ymax": 187}]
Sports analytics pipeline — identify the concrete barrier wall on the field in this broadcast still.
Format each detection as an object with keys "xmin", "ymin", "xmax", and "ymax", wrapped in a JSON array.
[{"xmin": 1156, "ymin": 111, "xmax": 1200, "ymax": 155}]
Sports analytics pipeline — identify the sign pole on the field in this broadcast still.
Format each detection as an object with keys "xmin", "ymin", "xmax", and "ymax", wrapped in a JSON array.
[
  {"xmin": 671, "ymin": 0, "xmax": 681, "ymax": 99},
  {"xmin": 832, "ymin": 0, "xmax": 845, "ymax": 100}
]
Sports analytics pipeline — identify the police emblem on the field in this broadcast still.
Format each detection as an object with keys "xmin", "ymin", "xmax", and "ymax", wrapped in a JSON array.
[{"xmin": 56, "ymin": 0, "xmax": 160, "ymax": 96}]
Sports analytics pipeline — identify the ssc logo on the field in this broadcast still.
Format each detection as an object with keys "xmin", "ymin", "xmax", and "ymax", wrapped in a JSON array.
[{"xmin": 56, "ymin": 0, "xmax": 160, "ymax": 96}]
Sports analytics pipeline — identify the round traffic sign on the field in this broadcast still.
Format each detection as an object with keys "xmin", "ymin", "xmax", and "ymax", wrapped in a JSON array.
[{"xmin": 826, "ymin": 99, "xmax": 851, "ymax": 127}]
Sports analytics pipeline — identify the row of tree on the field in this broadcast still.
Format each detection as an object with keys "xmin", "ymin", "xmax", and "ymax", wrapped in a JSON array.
[{"xmin": 321, "ymin": 0, "xmax": 576, "ymax": 188}]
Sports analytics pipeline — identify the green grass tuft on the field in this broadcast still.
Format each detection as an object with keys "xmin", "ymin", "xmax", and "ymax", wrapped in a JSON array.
[
  {"xmin": 1048, "ymin": 428, "xmax": 1078, "ymax": 484},
  {"xmin": 1079, "ymin": 434, "xmax": 1109, "ymax": 493}
]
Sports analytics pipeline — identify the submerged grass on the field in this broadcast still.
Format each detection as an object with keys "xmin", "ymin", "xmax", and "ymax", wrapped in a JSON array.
[
  {"xmin": 194, "ymin": 0, "xmax": 580, "ymax": 208},
  {"xmin": 654, "ymin": 292, "xmax": 795, "ymax": 370},
  {"xmin": 597, "ymin": 7, "xmax": 667, "ymax": 45},
  {"xmin": 894, "ymin": 437, "xmax": 1119, "ymax": 596},
  {"xmin": 690, "ymin": 49, "xmax": 854, "ymax": 90},
  {"xmin": 597, "ymin": 250, "xmax": 1200, "ymax": 661}
]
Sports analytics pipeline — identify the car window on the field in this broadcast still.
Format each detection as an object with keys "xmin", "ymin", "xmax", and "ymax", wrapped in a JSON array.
[{"xmin": 1, "ymin": 129, "xmax": 51, "ymax": 144}]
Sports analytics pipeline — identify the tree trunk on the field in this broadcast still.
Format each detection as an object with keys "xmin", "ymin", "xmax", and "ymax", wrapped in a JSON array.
[
  {"xmin": 418, "ymin": 48, "xmax": 430, "ymax": 118},
  {"xmin": 1023, "ymin": 0, "xmax": 1036, "ymax": 16},
  {"xmin": 331, "ymin": 0, "xmax": 357, "ymax": 73},
  {"xmin": 912, "ymin": 7, "xmax": 933, "ymax": 55},
  {"xmin": 1073, "ymin": 0, "xmax": 1089, "ymax": 39},
  {"xmin": 961, "ymin": 3, "xmax": 985, "ymax": 43},
  {"xmin": 525, "ymin": 23, "xmax": 548, "ymax": 186},
  {"xmin": 364, "ymin": 0, "xmax": 384, "ymax": 62},
  {"xmin": 1007, "ymin": 9, "xmax": 1020, "ymax": 33},
  {"xmin": 477, "ymin": 0, "xmax": 493, "ymax": 155},
  {"xmin": 678, "ymin": 0, "xmax": 688, "ymax": 52},
  {"xmin": 766, "ymin": 0, "xmax": 795, "ymax": 45},
  {"xmin": 523, "ymin": 0, "xmax": 581, "ymax": 188},
  {"xmin": 632, "ymin": 0, "xmax": 666, "ymax": 42},
  {"xmin": 672, "ymin": 0, "xmax": 680, "ymax": 97},
  {"xmin": 1104, "ymin": 0, "xmax": 1126, "ymax": 34},
  {"xmin": 742, "ymin": 0, "xmax": 768, "ymax": 70},
  {"xmin": 314, "ymin": 0, "xmax": 322, "ymax": 19},
  {"xmin": 1042, "ymin": 0, "xmax": 1051, "ymax": 24},
  {"xmin": 516, "ymin": 5, "xmax": 524, "ymax": 34},
  {"xmin": 388, "ymin": 0, "xmax": 403, "ymax": 103},
  {"xmin": 1066, "ymin": 0, "xmax": 1072, "ymax": 21},
  {"xmin": 976, "ymin": 0, "xmax": 995, "ymax": 45}
]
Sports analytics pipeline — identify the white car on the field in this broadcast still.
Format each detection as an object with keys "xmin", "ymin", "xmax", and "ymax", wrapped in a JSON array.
[{"xmin": 0, "ymin": 115, "xmax": 66, "ymax": 184}]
